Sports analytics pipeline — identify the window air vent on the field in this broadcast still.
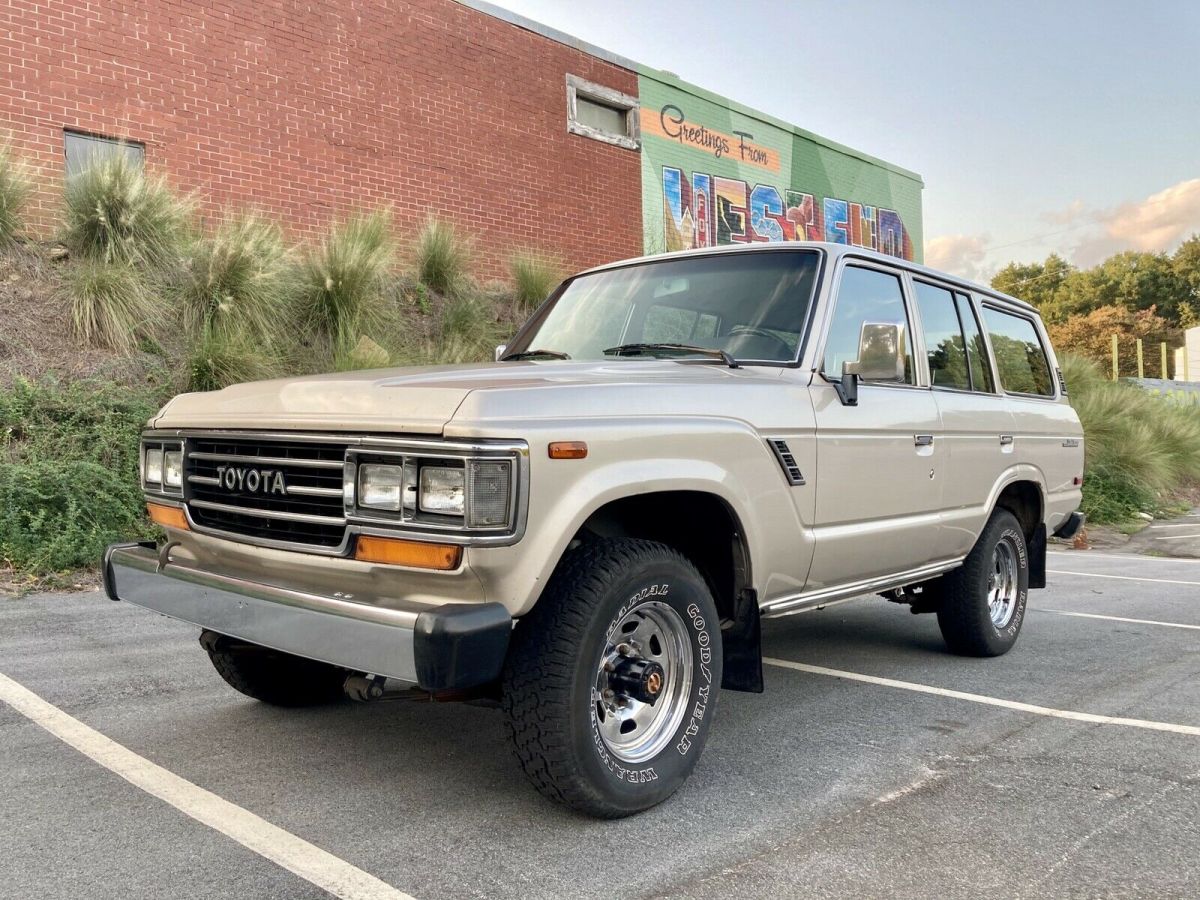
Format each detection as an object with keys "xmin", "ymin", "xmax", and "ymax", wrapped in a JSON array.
[
  {"xmin": 768, "ymin": 439, "xmax": 805, "ymax": 485},
  {"xmin": 1056, "ymin": 367, "xmax": 1068, "ymax": 395}
]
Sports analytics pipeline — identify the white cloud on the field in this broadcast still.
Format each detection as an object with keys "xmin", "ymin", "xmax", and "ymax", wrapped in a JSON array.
[
  {"xmin": 1065, "ymin": 178, "xmax": 1200, "ymax": 266},
  {"xmin": 924, "ymin": 234, "xmax": 991, "ymax": 282}
]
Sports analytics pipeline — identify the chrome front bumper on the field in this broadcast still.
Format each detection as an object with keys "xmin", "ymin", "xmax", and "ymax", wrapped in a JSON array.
[{"xmin": 103, "ymin": 542, "xmax": 512, "ymax": 689}]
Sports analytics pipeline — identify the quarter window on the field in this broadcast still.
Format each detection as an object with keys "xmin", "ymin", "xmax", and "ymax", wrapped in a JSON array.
[
  {"xmin": 981, "ymin": 306, "xmax": 1054, "ymax": 396},
  {"xmin": 823, "ymin": 266, "xmax": 915, "ymax": 384},
  {"xmin": 914, "ymin": 281, "xmax": 970, "ymax": 391}
]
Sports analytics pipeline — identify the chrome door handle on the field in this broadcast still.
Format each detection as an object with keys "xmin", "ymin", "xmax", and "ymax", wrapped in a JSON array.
[
  {"xmin": 914, "ymin": 434, "xmax": 934, "ymax": 447},
  {"xmin": 999, "ymin": 434, "xmax": 1014, "ymax": 446}
]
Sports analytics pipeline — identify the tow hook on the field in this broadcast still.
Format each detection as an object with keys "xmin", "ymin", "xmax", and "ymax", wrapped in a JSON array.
[{"xmin": 608, "ymin": 657, "xmax": 666, "ymax": 706}]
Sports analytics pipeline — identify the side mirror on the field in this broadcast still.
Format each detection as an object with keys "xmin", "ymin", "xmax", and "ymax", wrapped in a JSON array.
[
  {"xmin": 833, "ymin": 322, "xmax": 906, "ymax": 406},
  {"xmin": 494, "ymin": 344, "xmax": 507, "ymax": 362}
]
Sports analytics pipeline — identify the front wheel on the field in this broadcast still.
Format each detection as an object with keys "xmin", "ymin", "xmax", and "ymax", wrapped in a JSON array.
[
  {"xmin": 937, "ymin": 509, "xmax": 1029, "ymax": 656},
  {"xmin": 502, "ymin": 539, "xmax": 722, "ymax": 818}
]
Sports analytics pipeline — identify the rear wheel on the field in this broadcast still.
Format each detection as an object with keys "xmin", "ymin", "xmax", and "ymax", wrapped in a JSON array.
[
  {"xmin": 200, "ymin": 630, "xmax": 348, "ymax": 706},
  {"xmin": 937, "ymin": 509, "xmax": 1029, "ymax": 656},
  {"xmin": 502, "ymin": 539, "xmax": 721, "ymax": 818}
]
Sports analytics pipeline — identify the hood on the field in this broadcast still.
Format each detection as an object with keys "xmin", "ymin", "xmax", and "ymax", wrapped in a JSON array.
[{"xmin": 150, "ymin": 360, "xmax": 775, "ymax": 433}]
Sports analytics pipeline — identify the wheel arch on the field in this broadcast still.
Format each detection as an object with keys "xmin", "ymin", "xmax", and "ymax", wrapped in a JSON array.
[
  {"xmin": 988, "ymin": 469, "xmax": 1047, "ymax": 589},
  {"xmin": 573, "ymin": 489, "xmax": 763, "ymax": 693}
]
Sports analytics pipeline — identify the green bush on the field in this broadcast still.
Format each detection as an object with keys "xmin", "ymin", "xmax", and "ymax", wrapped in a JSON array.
[
  {"xmin": 0, "ymin": 140, "xmax": 32, "ymax": 245},
  {"xmin": 69, "ymin": 260, "xmax": 165, "ymax": 353},
  {"xmin": 413, "ymin": 216, "xmax": 471, "ymax": 295},
  {"xmin": 297, "ymin": 209, "xmax": 395, "ymax": 350},
  {"xmin": 0, "ymin": 377, "xmax": 168, "ymax": 574},
  {"xmin": 1063, "ymin": 353, "xmax": 1200, "ymax": 523},
  {"xmin": 186, "ymin": 325, "xmax": 280, "ymax": 392},
  {"xmin": 176, "ymin": 212, "xmax": 293, "ymax": 340},
  {"xmin": 509, "ymin": 250, "xmax": 563, "ymax": 309},
  {"xmin": 61, "ymin": 151, "xmax": 192, "ymax": 268}
]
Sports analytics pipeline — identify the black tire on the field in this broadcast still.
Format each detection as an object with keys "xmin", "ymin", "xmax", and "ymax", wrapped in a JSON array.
[
  {"xmin": 200, "ymin": 630, "xmax": 348, "ymax": 707},
  {"xmin": 502, "ymin": 538, "xmax": 722, "ymax": 818},
  {"xmin": 937, "ymin": 509, "xmax": 1029, "ymax": 656}
]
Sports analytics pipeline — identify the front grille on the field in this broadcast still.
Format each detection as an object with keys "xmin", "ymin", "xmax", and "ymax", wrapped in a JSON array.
[{"xmin": 185, "ymin": 436, "xmax": 347, "ymax": 549}]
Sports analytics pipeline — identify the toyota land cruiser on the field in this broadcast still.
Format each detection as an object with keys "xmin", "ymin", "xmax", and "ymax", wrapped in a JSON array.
[{"xmin": 105, "ymin": 242, "xmax": 1085, "ymax": 817}]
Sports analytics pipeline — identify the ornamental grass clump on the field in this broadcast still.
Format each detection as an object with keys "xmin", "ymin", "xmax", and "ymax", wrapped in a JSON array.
[
  {"xmin": 61, "ymin": 151, "xmax": 193, "ymax": 269},
  {"xmin": 68, "ymin": 260, "xmax": 165, "ymax": 354},
  {"xmin": 176, "ymin": 212, "xmax": 293, "ymax": 341},
  {"xmin": 413, "ymin": 215, "xmax": 472, "ymax": 296},
  {"xmin": 509, "ymin": 249, "xmax": 564, "ymax": 309},
  {"xmin": 186, "ymin": 325, "xmax": 281, "ymax": 393},
  {"xmin": 0, "ymin": 140, "xmax": 32, "ymax": 245},
  {"xmin": 296, "ymin": 208, "xmax": 395, "ymax": 351}
]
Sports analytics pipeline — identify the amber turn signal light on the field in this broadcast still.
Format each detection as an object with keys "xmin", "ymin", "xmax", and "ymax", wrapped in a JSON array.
[
  {"xmin": 146, "ymin": 502, "xmax": 190, "ymax": 531},
  {"xmin": 548, "ymin": 441, "xmax": 588, "ymax": 460},
  {"xmin": 355, "ymin": 535, "xmax": 462, "ymax": 570}
]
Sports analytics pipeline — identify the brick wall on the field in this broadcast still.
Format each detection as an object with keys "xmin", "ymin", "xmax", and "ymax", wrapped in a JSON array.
[{"xmin": 0, "ymin": 0, "xmax": 643, "ymax": 278}]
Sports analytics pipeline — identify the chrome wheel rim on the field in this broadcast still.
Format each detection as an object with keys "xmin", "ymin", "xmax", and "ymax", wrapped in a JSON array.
[
  {"xmin": 987, "ymin": 538, "xmax": 1019, "ymax": 628},
  {"xmin": 593, "ymin": 601, "xmax": 693, "ymax": 764}
]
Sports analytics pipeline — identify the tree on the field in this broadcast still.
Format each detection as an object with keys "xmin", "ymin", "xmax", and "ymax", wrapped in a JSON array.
[
  {"xmin": 1172, "ymin": 235, "xmax": 1200, "ymax": 306},
  {"xmin": 1046, "ymin": 304, "xmax": 1178, "ymax": 378},
  {"xmin": 991, "ymin": 254, "xmax": 1074, "ymax": 321}
]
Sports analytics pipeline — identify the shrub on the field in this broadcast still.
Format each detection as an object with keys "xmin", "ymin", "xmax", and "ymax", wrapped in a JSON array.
[
  {"xmin": 0, "ymin": 140, "xmax": 32, "ymax": 245},
  {"xmin": 68, "ymin": 260, "xmax": 165, "ymax": 353},
  {"xmin": 0, "ymin": 376, "xmax": 168, "ymax": 575},
  {"xmin": 61, "ymin": 151, "xmax": 193, "ymax": 269},
  {"xmin": 186, "ymin": 326, "xmax": 280, "ymax": 392},
  {"xmin": 176, "ymin": 212, "xmax": 293, "ymax": 340},
  {"xmin": 1062, "ymin": 353, "xmax": 1200, "ymax": 523},
  {"xmin": 413, "ymin": 216, "xmax": 471, "ymax": 295},
  {"xmin": 509, "ymin": 250, "xmax": 564, "ymax": 309},
  {"xmin": 431, "ymin": 294, "xmax": 500, "ymax": 363},
  {"xmin": 1048, "ymin": 305, "xmax": 1178, "ymax": 377},
  {"xmin": 297, "ymin": 209, "xmax": 395, "ymax": 350}
]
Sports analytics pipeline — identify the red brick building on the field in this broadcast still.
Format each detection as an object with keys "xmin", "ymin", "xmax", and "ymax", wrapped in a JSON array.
[
  {"xmin": 0, "ymin": 0, "xmax": 923, "ymax": 278},
  {"xmin": 1, "ymin": 0, "xmax": 644, "ymax": 277}
]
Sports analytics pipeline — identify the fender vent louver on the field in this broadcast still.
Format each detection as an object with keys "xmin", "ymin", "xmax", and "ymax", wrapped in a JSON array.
[{"xmin": 768, "ymin": 439, "xmax": 805, "ymax": 486}]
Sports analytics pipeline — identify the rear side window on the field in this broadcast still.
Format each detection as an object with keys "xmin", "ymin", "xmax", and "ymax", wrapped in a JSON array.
[
  {"xmin": 981, "ymin": 306, "xmax": 1054, "ymax": 396},
  {"xmin": 914, "ymin": 281, "xmax": 970, "ymax": 390},
  {"xmin": 824, "ymin": 266, "xmax": 915, "ymax": 384}
]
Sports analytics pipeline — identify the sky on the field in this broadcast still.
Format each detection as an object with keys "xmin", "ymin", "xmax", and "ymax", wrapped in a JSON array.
[{"xmin": 486, "ymin": 0, "xmax": 1199, "ymax": 281}]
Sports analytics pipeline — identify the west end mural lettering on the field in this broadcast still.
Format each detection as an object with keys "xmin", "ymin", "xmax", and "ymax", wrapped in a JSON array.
[{"xmin": 661, "ymin": 165, "xmax": 914, "ymax": 260}]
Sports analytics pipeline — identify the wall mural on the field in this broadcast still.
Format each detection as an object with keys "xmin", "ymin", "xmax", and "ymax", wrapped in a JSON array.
[{"xmin": 638, "ymin": 71, "xmax": 924, "ymax": 261}]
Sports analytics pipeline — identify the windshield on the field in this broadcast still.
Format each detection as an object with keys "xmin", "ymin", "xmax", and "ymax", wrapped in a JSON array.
[{"xmin": 504, "ymin": 250, "xmax": 821, "ymax": 364}]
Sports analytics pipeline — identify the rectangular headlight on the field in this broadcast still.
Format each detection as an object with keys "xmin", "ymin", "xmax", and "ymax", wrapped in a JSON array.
[
  {"xmin": 359, "ymin": 464, "xmax": 405, "ymax": 511},
  {"xmin": 468, "ymin": 461, "xmax": 511, "ymax": 527},
  {"xmin": 419, "ymin": 466, "xmax": 465, "ymax": 516},
  {"xmin": 144, "ymin": 448, "xmax": 164, "ymax": 485},
  {"xmin": 164, "ymin": 450, "xmax": 183, "ymax": 488}
]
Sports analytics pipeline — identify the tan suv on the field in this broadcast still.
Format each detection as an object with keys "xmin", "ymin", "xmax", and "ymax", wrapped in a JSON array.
[{"xmin": 105, "ymin": 243, "xmax": 1084, "ymax": 817}]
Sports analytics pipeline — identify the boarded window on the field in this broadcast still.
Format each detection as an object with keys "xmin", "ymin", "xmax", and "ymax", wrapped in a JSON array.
[
  {"xmin": 566, "ymin": 75, "xmax": 639, "ymax": 150},
  {"xmin": 64, "ymin": 131, "xmax": 144, "ymax": 177}
]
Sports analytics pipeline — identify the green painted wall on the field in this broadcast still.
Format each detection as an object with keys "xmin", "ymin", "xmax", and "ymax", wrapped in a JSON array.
[{"xmin": 638, "ymin": 69, "xmax": 923, "ymax": 261}]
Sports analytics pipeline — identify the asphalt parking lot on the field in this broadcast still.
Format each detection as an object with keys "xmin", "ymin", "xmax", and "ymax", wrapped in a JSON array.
[{"xmin": 2, "ymin": 547, "xmax": 1198, "ymax": 900}]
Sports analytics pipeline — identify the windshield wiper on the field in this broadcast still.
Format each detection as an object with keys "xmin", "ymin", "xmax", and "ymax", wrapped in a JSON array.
[
  {"xmin": 501, "ymin": 349, "xmax": 571, "ymax": 361},
  {"xmin": 602, "ymin": 343, "xmax": 739, "ymax": 369}
]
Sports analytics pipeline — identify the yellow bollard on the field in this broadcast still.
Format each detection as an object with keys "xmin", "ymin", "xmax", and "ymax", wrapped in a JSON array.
[
  {"xmin": 1162, "ymin": 342, "xmax": 1169, "ymax": 380},
  {"xmin": 1136, "ymin": 338, "xmax": 1144, "ymax": 379},
  {"xmin": 1111, "ymin": 334, "xmax": 1119, "ymax": 380}
]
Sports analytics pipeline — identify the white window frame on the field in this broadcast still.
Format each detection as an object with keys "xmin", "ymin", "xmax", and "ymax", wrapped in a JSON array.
[{"xmin": 565, "ymin": 74, "xmax": 640, "ymax": 151}]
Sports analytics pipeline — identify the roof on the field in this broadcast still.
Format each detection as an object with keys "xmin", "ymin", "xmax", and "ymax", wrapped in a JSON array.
[{"xmin": 575, "ymin": 242, "xmax": 1036, "ymax": 314}]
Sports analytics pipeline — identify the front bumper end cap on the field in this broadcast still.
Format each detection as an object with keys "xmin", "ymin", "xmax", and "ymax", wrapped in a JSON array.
[{"xmin": 103, "ymin": 541, "xmax": 511, "ymax": 691}]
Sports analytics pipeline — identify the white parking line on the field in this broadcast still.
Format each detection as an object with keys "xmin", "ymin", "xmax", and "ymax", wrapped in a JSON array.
[
  {"xmin": 1035, "ymin": 609, "xmax": 1200, "ymax": 631},
  {"xmin": 0, "ymin": 671, "xmax": 415, "ymax": 900},
  {"xmin": 1149, "ymin": 534, "xmax": 1200, "ymax": 542},
  {"xmin": 1048, "ymin": 551, "xmax": 1200, "ymax": 564},
  {"xmin": 1147, "ymin": 523, "xmax": 1200, "ymax": 530},
  {"xmin": 762, "ymin": 658, "xmax": 1200, "ymax": 736},
  {"xmin": 1047, "ymin": 569, "xmax": 1200, "ymax": 587}
]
